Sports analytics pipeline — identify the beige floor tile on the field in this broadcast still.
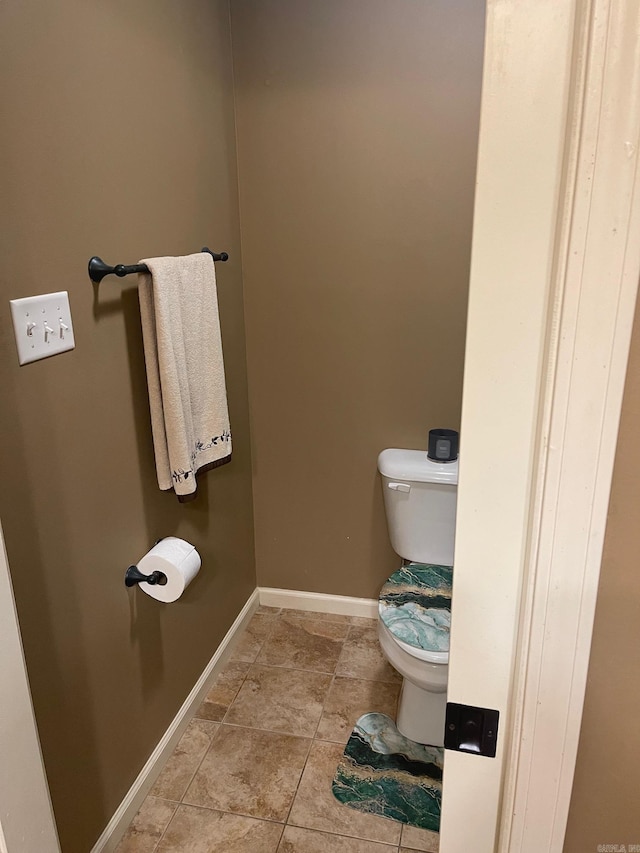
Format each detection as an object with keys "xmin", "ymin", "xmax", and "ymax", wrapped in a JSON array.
[
  {"xmin": 225, "ymin": 665, "xmax": 331, "ymax": 736},
  {"xmin": 256, "ymin": 604, "xmax": 282, "ymax": 615},
  {"xmin": 350, "ymin": 616, "xmax": 378, "ymax": 628},
  {"xmin": 195, "ymin": 661, "xmax": 250, "ymax": 722},
  {"xmin": 184, "ymin": 724, "xmax": 310, "ymax": 821},
  {"xmin": 258, "ymin": 615, "xmax": 349, "ymax": 673},
  {"xmin": 400, "ymin": 824, "xmax": 440, "ymax": 851},
  {"xmin": 288, "ymin": 740, "xmax": 401, "ymax": 845},
  {"xmin": 157, "ymin": 804, "xmax": 283, "ymax": 852},
  {"xmin": 335, "ymin": 625, "xmax": 401, "ymax": 683},
  {"xmin": 150, "ymin": 720, "xmax": 218, "ymax": 801},
  {"xmin": 115, "ymin": 796, "xmax": 177, "ymax": 853},
  {"xmin": 279, "ymin": 826, "xmax": 397, "ymax": 852},
  {"xmin": 281, "ymin": 609, "xmax": 352, "ymax": 624},
  {"xmin": 231, "ymin": 614, "xmax": 277, "ymax": 663},
  {"xmin": 316, "ymin": 677, "xmax": 400, "ymax": 744}
]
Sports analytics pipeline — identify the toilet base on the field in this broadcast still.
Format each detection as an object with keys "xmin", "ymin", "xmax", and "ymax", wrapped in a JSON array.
[{"xmin": 396, "ymin": 678, "xmax": 447, "ymax": 747}]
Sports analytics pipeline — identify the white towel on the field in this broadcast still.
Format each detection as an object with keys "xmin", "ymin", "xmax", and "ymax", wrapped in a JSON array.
[{"xmin": 138, "ymin": 253, "xmax": 231, "ymax": 500}]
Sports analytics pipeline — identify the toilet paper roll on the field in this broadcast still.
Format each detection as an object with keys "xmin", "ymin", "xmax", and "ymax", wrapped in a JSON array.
[{"xmin": 136, "ymin": 537, "xmax": 201, "ymax": 603}]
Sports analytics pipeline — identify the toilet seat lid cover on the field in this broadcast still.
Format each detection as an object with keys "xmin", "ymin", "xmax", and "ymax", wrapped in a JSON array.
[{"xmin": 379, "ymin": 563, "xmax": 452, "ymax": 656}]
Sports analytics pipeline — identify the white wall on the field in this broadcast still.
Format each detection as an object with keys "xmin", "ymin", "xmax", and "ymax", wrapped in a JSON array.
[{"xmin": 0, "ymin": 523, "xmax": 59, "ymax": 852}]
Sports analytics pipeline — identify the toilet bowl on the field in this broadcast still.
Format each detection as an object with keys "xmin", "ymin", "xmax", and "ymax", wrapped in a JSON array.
[
  {"xmin": 378, "ymin": 616, "xmax": 448, "ymax": 746},
  {"xmin": 377, "ymin": 448, "xmax": 458, "ymax": 747}
]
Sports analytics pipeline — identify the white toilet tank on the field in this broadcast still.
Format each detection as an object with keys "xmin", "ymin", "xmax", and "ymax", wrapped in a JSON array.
[{"xmin": 378, "ymin": 448, "xmax": 458, "ymax": 565}]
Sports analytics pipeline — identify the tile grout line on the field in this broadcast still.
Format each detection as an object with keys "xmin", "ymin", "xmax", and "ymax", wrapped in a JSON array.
[
  {"xmin": 174, "ymin": 724, "xmax": 223, "ymax": 812},
  {"xmin": 172, "ymin": 610, "xmax": 327, "ymax": 836},
  {"xmin": 233, "ymin": 609, "xmax": 281, "ymax": 665},
  {"xmin": 221, "ymin": 663, "xmax": 399, "ymax": 684},
  {"xmin": 151, "ymin": 803, "xmax": 402, "ymax": 853},
  {"xmin": 152, "ymin": 614, "xmax": 279, "ymax": 833},
  {"xmin": 151, "ymin": 802, "xmax": 403, "ymax": 853},
  {"xmin": 282, "ymin": 628, "xmax": 400, "ymax": 846},
  {"xmin": 278, "ymin": 673, "xmax": 339, "ymax": 832},
  {"xmin": 176, "ymin": 612, "xmax": 282, "ymax": 805},
  {"xmin": 219, "ymin": 660, "xmax": 356, "ymax": 680},
  {"xmin": 312, "ymin": 670, "xmax": 337, "ymax": 741},
  {"xmin": 194, "ymin": 660, "xmax": 399, "ymax": 730},
  {"xmin": 177, "ymin": 800, "xmax": 290, "ymax": 831},
  {"xmin": 217, "ymin": 610, "xmax": 397, "ymax": 837},
  {"xmin": 199, "ymin": 608, "xmax": 353, "ymax": 829},
  {"xmin": 206, "ymin": 719, "xmax": 319, "ymax": 742},
  {"xmin": 131, "ymin": 609, "xmax": 407, "ymax": 852},
  {"xmin": 152, "ymin": 799, "xmax": 404, "ymax": 853},
  {"xmin": 148, "ymin": 797, "xmax": 180, "ymax": 853},
  {"xmin": 284, "ymin": 618, "xmax": 405, "ymax": 850},
  {"xmin": 281, "ymin": 726, "xmax": 315, "ymax": 828},
  {"xmin": 194, "ymin": 666, "xmax": 250, "ymax": 725},
  {"xmin": 218, "ymin": 663, "xmax": 252, "ymax": 725},
  {"xmin": 281, "ymin": 626, "xmax": 348, "ymax": 828},
  {"xmin": 215, "ymin": 717, "xmax": 347, "ymax": 741}
]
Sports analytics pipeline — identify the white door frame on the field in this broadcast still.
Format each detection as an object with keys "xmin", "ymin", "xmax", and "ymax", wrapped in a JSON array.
[
  {"xmin": 501, "ymin": 1, "xmax": 640, "ymax": 849},
  {"xmin": 441, "ymin": 1, "xmax": 640, "ymax": 851},
  {"xmin": 0, "ymin": 522, "xmax": 60, "ymax": 852}
]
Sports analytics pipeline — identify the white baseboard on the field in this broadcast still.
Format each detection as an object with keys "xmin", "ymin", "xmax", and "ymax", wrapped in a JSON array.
[
  {"xmin": 90, "ymin": 586, "xmax": 378, "ymax": 852},
  {"xmin": 258, "ymin": 587, "xmax": 378, "ymax": 619},
  {"xmin": 90, "ymin": 588, "xmax": 259, "ymax": 853}
]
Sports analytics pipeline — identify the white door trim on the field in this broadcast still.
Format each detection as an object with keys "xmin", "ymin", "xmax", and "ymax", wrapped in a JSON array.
[
  {"xmin": 440, "ymin": 0, "xmax": 640, "ymax": 850},
  {"xmin": 0, "ymin": 522, "xmax": 60, "ymax": 853},
  {"xmin": 439, "ymin": 1, "xmax": 580, "ymax": 848},
  {"xmin": 501, "ymin": 1, "xmax": 640, "ymax": 849}
]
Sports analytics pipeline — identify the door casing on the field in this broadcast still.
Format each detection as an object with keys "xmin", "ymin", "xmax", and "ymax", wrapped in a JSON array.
[
  {"xmin": 0, "ymin": 523, "xmax": 60, "ymax": 852},
  {"xmin": 441, "ymin": 1, "xmax": 640, "ymax": 851}
]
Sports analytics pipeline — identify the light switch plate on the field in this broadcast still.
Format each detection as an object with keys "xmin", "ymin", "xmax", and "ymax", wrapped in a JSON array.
[{"xmin": 10, "ymin": 291, "xmax": 75, "ymax": 365}]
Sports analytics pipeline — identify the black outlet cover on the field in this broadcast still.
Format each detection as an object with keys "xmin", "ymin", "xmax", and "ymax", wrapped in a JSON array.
[{"xmin": 444, "ymin": 702, "xmax": 500, "ymax": 758}]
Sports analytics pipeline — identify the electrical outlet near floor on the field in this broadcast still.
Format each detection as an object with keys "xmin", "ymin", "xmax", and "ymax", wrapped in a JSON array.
[{"xmin": 9, "ymin": 291, "xmax": 75, "ymax": 365}]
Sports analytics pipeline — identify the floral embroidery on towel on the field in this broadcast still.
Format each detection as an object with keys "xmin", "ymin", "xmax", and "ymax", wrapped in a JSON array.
[{"xmin": 171, "ymin": 430, "xmax": 231, "ymax": 484}]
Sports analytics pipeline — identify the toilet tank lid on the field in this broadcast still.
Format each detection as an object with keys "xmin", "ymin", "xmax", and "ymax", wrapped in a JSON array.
[{"xmin": 377, "ymin": 448, "xmax": 458, "ymax": 485}]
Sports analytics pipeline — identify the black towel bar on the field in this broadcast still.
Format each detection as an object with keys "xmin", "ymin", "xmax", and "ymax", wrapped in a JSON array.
[{"xmin": 88, "ymin": 247, "xmax": 229, "ymax": 284}]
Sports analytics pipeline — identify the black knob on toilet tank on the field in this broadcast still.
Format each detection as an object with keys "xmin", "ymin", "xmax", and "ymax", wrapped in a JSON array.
[{"xmin": 427, "ymin": 428, "xmax": 459, "ymax": 462}]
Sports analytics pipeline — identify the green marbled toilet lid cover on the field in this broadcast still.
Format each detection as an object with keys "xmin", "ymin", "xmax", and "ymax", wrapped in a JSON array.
[{"xmin": 378, "ymin": 562, "xmax": 452, "ymax": 654}]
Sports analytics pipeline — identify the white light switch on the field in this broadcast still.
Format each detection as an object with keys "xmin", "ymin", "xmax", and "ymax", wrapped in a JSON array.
[{"xmin": 9, "ymin": 291, "xmax": 75, "ymax": 365}]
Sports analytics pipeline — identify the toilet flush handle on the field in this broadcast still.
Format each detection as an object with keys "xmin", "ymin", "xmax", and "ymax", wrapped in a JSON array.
[{"xmin": 388, "ymin": 482, "xmax": 411, "ymax": 493}]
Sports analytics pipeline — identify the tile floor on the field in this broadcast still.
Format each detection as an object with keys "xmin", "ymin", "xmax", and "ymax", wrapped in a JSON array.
[{"xmin": 116, "ymin": 606, "xmax": 440, "ymax": 853}]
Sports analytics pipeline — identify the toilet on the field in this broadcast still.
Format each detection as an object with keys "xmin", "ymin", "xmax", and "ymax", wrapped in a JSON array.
[{"xmin": 377, "ymin": 448, "xmax": 458, "ymax": 747}]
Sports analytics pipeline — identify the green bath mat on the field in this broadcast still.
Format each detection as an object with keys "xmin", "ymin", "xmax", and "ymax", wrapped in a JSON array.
[{"xmin": 331, "ymin": 712, "xmax": 444, "ymax": 833}]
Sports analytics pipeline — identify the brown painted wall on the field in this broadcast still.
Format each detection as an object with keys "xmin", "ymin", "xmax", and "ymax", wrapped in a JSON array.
[
  {"xmin": 0, "ymin": 2, "xmax": 255, "ymax": 851},
  {"xmin": 564, "ymin": 300, "xmax": 640, "ymax": 850},
  {"xmin": 232, "ymin": 0, "xmax": 485, "ymax": 597}
]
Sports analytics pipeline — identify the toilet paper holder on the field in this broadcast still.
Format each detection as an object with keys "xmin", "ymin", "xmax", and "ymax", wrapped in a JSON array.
[
  {"xmin": 125, "ymin": 565, "xmax": 168, "ymax": 588},
  {"xmin": 124, "ymin": 537, "xmax": 200, "ymax": 601}
]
